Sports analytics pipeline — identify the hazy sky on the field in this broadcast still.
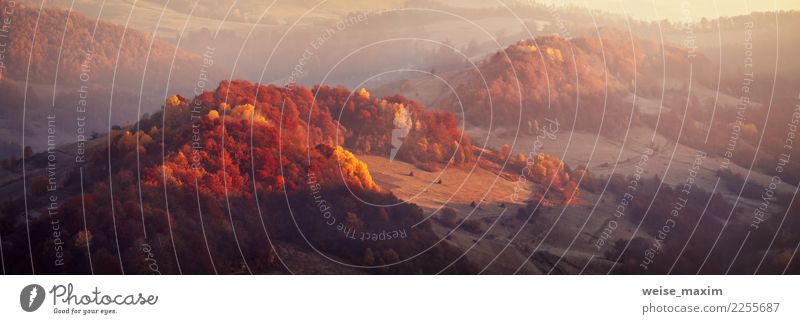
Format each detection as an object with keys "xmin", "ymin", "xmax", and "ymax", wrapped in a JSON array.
[{"xmin": 546, "ymin": 0, "xmax": 800, "ymax": 21}]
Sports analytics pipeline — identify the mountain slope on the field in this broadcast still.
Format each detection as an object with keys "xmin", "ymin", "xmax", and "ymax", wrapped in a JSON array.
[
  {"xmin": 0, "ymin": 0, "xmax": 221, "ymax": 157},
  {"xmin": 375, "ymin": 28, "xmax": 712, "ymax": 135},
  {"xmin": 0, "ymin": 80, "xmax": 483, "ymax": 274}
]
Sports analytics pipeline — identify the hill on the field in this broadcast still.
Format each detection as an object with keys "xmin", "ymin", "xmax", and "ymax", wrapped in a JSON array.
[
  {"xmin": 0, "ymin": 80, "xmax": 486, "ymax": 274},
  {"xmin": 376, "ymin": 28, "xmax": 711, "ymax": 135},
  {"xmin": 0, "ymin": 0, "xmax": 221, "ymax": 157}
]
